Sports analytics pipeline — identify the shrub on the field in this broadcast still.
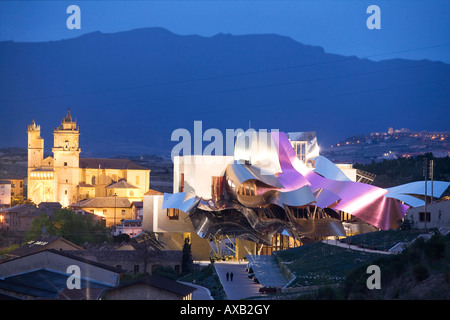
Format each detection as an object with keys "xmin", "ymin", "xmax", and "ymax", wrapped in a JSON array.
[
  {"xmin": 412, "ymin": 264, "xmax": 429, "ymax": 282},
  {"xmin": 424, "ymin": 233, "xmax": 446, "ymax": 261}
]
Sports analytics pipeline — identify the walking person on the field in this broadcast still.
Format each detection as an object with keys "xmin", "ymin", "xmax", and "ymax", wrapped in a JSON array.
[
  {"xmin": 226, "ymin": 272, "xmax": 229, "ymax": 281},
  {"xmin": 230, "ymin": 272, "xmax": 234, "ymax": 281}
]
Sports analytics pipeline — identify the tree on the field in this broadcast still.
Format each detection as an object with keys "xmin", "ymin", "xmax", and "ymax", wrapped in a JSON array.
[
  {"xmin": 27, "ymin": 208, "xmax": 109, "ymax": 245},
  {"xmin": 182, "ymin": 236, "xmax": 193, "ymax": 274}
]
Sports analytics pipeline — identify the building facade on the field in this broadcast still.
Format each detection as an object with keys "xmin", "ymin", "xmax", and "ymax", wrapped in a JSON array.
[
  {"xmin": 0, "ymin": 180, "xmax": 11, "ymax": 207},
  {"xmin": 27, "ymin": 110, "xmax": 150, "ymax": 208},
  {"xmin": 407, "ymin": 199, "xmax": 450, "ymax": 230}
]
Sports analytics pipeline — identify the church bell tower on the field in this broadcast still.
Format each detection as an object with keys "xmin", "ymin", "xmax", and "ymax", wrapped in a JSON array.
[
  {"xmin": 52, "ymin": 109, "xmax": 81, "ymax": 206},
  {"xmin": 27, "ymin": 120, "xmax": 44, "ymax": 173}
]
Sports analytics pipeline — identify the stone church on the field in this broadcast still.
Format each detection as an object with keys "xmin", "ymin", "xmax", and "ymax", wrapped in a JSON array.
[{"xmin": 27, "ymin": 110, "xmax": 150, "ymax": 208}]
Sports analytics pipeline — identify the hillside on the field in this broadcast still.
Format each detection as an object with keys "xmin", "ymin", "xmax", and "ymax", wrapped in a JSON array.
[
  {"xmin": 1, "ymin": 27, "xmax": 449, "ymax": 156},
  {"xmin": 342, "ymin": 232, "xmax": 450, "ymax": 300},
  {"xmin": 274, "ymin": 230, "xmax": 450, "ymax": 300},
  {"xmin": 353, "ymin": 153, "xmax": 450, "ymax": 190}
]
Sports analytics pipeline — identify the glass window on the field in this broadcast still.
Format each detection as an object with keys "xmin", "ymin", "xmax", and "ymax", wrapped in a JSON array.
[{"xmin": 167, "ymin": 208, "xmax": 180, "ymax": 220}]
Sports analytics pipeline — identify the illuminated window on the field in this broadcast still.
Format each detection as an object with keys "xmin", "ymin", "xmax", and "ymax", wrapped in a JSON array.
[
  {"xmin": 179, "ymin": 173, "xmax": 184, "ymax": 192},
  {"xmin": 237, "ymin": 181, "xmax": 256, "ymax": 196},
  {"xmin": 291, "ymin": 141, "xmax": 307, "ymax": 163},
  {"xmin": 167, "ymin": 208, "xmax": 180, "ymax": 220},
  {"xmin": 211, "ymin": 176, "xmax": 224, "ymax": 198}
]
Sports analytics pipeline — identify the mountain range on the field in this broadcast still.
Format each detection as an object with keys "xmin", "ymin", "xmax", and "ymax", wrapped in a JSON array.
[{"xmin": 1, "ymin": 27, "xmax": 449, "ymax": 157}]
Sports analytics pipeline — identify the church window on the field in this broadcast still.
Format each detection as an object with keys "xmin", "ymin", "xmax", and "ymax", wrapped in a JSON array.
[
  {"xmin": 64, "ymin": 190, "xmax": 68, "ymax": 195},
  {"xmin": 64, "ymin": 162, "xmax": 67, "ymax": 167},
  {"xmin": 91, "ymin": 176, "xmax": 96, "ymax": 185},
  {"xmin": 64, "ymin": 140, "xmax": 69, "ymax": 149}
]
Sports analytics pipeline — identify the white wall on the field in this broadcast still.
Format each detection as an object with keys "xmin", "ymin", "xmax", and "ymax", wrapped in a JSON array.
[
  {"xmin": 407, "ymin": 200, "xmax": 450, "ymax": 230},
  {"xmin": 174, "ymin": 155, "xmax": 234, "ymax": 199},
  {"xmin": 0, "ymin": 182, "xmax": 11, "ymax": 205}
]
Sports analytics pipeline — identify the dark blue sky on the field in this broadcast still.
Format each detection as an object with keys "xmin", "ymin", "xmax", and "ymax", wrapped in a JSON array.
[{"xmin": 1, "ymin": 0, "xmax": 449, "ymax": 63}]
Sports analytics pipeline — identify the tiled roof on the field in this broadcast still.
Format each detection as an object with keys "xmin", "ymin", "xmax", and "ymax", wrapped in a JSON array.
[
  {"xmin": 144, "ymin": 189, "xmax": 163, "ymax": 195},
  {"xmin": 79, "ymin": 158, "xmax": 149, "ymax": 171},
  {"xmin": 6, "ymin": 235, "xmax": 83, "ymax": 258},
  {"xmin": 106, "ymin": 180, "xmax": 138, "ymax": 189},
  {"xmin": 69, "ymin": 197, "xmax": 132, "ymax": 208},
  {"xmin": 0, "ymin": 204, "xmax": 42, "ymax": 215}
]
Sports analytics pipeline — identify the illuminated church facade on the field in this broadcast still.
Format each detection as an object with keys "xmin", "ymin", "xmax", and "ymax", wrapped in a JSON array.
[{"xmin": 27, "ymin": 110, "xmax": 150, "ymax": 208}]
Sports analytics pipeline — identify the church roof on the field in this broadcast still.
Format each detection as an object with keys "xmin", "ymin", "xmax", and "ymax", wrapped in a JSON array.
[
  {"xmin": 106, "ymin": 180, "xmax": 139, "ymax": 189},
  {"xmin": 63, "ymin": 109, "xmax": 73, "ymax": 123},
  {"xmin": 79, "ymin": 158, "xmax": 149, "ymax": 171}
]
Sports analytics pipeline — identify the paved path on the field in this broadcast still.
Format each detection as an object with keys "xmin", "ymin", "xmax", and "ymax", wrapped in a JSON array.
[
  {"xmin": 214, "ymin": 261, "xmax": 262, "ymax": 300},
  {"xmin": 321, "ymin": 239, "xmax": 393, "ymax": 254},
  {"xmin": 246, "ymin": 255, "xmax": 289, "ymax": 287}
]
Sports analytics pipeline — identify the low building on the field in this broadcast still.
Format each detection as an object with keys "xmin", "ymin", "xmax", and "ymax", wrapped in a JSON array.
[
  {"xmin": 407, "ymin": 199, "xmax": 450, "ymax": 230},
  {"xmin": 132, "ymin": 201, "xmax": 143, "ymax": 220},
  {"xmin": 113, "ymin": 219, "xmax": 143, "ymax": 237},
  {"xmin": 0, "ymin": 204, "xmax": 42, "ymax": 232},
  {"xmin": 37, "ymin": 201, "xmax": 62, "ymax": 216},
  {"xmin": 106, "ymin": 180, "xmax": 144, "ymax": 202},
  {"xmin": 4, "ymin": 235, "xmax": 83, "ymax": 259},
  {"xmin": 69, "ymin": 196, "xmax": 133, "ymax": 227},
  {"xmin": 0, "ymin": 249, "xmax": 120, "ymax": 300},
  {"xmin": 68, "ymin": 247, "xmax": 182, "ymax": 276},
  {"xmin": 102, "ymin": 275, "xmax": 196, "ymax": 300},
  {"xmin": 0, "ymin": 180, "xmax": 11, "ymax": 207},
  {"xmin": 9, "ymin": 179, "xmax": 25, "ymax": 205}
]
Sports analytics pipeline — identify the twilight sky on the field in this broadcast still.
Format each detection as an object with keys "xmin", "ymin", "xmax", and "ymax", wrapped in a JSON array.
[{"xmin": 0, "ymin": 0, "xmax": 449, "ymax": 63}]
